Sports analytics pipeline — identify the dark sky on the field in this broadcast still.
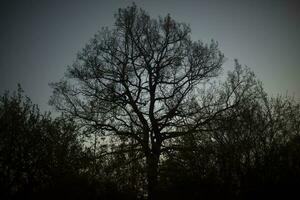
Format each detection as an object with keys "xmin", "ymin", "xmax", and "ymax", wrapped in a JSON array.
[{"xmin": 1, "ymin": 0, "xmax": 299, "ymax": 112}]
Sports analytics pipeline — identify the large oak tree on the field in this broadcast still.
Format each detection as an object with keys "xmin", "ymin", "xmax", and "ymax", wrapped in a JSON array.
[{"xmin": 50, "ymin": 4, "xmax": 257, "ymax": 199}]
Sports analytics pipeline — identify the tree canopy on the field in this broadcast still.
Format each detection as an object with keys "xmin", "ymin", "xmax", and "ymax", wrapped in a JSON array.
[{"xmin": 49, "ymin": 4, "xmax": 266, "ymax": 199}]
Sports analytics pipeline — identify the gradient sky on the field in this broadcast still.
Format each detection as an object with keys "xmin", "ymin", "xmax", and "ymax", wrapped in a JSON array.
[{"xmin": 1, "ymin": 0, "xmax": 299, "ymax": 112}]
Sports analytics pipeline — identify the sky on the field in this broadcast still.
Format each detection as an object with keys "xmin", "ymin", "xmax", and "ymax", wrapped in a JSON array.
[{"xmin": 0, "ymin": 0, "xmax": 299, "ymax": 112}]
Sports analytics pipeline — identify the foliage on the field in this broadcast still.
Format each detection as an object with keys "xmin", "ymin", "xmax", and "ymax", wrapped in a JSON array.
[{"xmin": 160, "ymin": 93, "xmax": 300, "ymax": 199}]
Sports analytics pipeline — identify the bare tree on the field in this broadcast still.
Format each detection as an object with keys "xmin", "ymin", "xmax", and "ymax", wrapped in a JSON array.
[{"xmin": 50, "ymin": 4, "xmax": 256, "ymax": 199}]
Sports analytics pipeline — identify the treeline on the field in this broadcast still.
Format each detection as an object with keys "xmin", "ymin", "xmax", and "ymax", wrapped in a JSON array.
[
  {"xmin": 0, "ymin": 84, "xmax": 299, "ymax": 200},
  {"xmin": 160, "ymin": 93, "xmax": 300, "ymax": 199}
]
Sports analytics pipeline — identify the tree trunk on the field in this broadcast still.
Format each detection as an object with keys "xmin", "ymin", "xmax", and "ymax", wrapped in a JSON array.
[{"xmin": 146, "ymin": 152, "xmax": 160, "ymax": 200}]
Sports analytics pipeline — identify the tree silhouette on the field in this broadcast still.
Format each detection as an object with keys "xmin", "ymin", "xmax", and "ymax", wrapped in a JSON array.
[
  {"xmin": 49, "ymin": 4, "xmax": 260, "ymax": 199},
  {"xmin": 0, "ymin": 85, "xmax": 89, "ymax": 199},
  {"xmin": 160, "ymin": 86, "xmax": 300, "ymax": 199}
]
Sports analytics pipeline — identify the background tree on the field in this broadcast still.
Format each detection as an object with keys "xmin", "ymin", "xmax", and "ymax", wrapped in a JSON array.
[
  {"xmin": 159, "ymin": 80, "xmax": 300, "ymax": 199},
  {"xmin": 0, "ymin": 85, "xmax": 90, "ymax": 200},
  {"xmin": 50, "ymin": 4, "xmax": 259, "ymax": 199},
  {"xmin": 159, "ymin": 64, "xmax": 264, "ymax": 199}
]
